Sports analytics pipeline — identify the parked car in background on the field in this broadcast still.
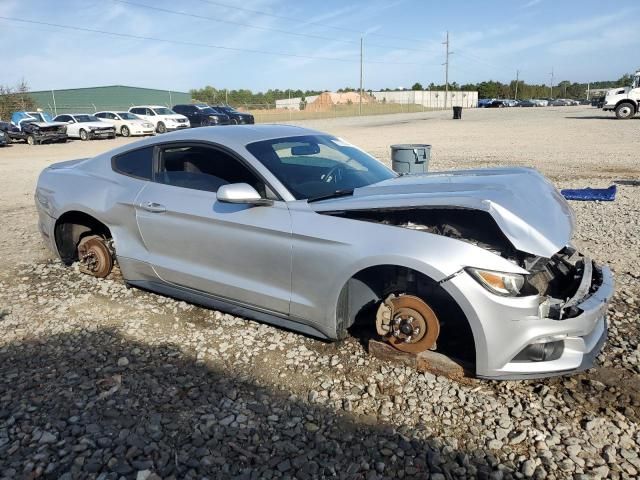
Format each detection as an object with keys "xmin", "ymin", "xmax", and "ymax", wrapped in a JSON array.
[
  {"xmin": 530, "ymin": 99, "xmax": 549, "ymax": 107},
  {"xmin": 172, "ymin": 104, "xmax": 230, "ymax": 127},
  {"xmin": 213, "ymin": 105, "xmax": 255, "ymax": 124},
  {"xmin": 503, "ymin": 99, "xmax": 519, "ymax": 107},
  {"xmin": 95, "ymin": 111, "xmax": 155, "ymax": 137},
  {"xmin": 128, "ymin": 106, "xmax": 190, "ymax": 133},
  {"xmin": 516, "ymin": 100, "xmax": 536, "ymax": 107},
  {"xmin": 34, "ymin": 125, "xmax": 613, "ymax": 379},
  {"xmin": 10, "ymin": 111, "xmax": 68, "ymax": 145},
  {"xmin": 0, "ymin": 128, "xmax": 8, "ymax": 147},
  {"xmin": 53, "ymin": 114, "xmax": 116, "ymax": 141},
  {"xmin": 486, "ymin": 100, "xmax": 507, "ymax": 108},
  {"xmin": 0, "ymin": 121, "xmax": 22, "ymax": 143},
  {"xmin": 478, "ymin": 99, "xmax": 494, "ymax": 108},
  {"xmin": 549, "ymin": 99, "xmax": 570, "ymax": 106}
]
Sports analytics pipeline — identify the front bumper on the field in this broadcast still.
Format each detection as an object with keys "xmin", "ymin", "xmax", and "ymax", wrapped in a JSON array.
[
  {"xmin": 167, "ymin": 123, "xmax": 190, "ymax": 130},
  {"xmin": 35, "ymin": 132, "xmax": 68, "ymax": 143},
  {"xmin": 442, "ymin": 261, "xmax": 614, "ymax": 379},
  {"xmin": 90, "ymin": 129, "xmax": 115, "ymax": 139}
]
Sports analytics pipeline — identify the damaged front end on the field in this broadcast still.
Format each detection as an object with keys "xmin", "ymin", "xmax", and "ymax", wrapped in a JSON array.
[{"xmin": 325, "ymin": 206, "xmax": 614, "ymax": 377}]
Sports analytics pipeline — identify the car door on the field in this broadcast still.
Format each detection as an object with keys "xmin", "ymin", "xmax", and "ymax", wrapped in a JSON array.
[
  {"xmin": 135, "ymin": 142, "xmax": 293, "ymax": 314},
  {"xmin": 57, "ymin": 115, "xmax": 78, "ymax": 137}
]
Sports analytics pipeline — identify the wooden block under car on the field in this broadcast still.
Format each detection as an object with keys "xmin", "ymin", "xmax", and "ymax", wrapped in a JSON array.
[{"xmin": 368, "ymin": 339, "xmax": 466, "ymax": 381}]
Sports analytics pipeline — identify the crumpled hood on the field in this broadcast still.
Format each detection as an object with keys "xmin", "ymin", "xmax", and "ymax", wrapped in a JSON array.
[
  {"xmin": 311, "ymin": 167, "xmax": 575, "ymax": 258},
  {"xmin": 27, "ymin": 121, "xmax": 68, "ymax": 128}
]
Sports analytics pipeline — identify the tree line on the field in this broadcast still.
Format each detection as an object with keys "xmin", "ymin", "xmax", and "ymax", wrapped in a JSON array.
[{"xmin": 191, "ymin": 73, "xmax": 633, "ymax": 107}]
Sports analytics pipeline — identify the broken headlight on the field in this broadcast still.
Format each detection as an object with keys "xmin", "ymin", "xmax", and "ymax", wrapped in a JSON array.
[{"xmin": 466, "ymin": 268, "xmax": 525, "ymax": 296}]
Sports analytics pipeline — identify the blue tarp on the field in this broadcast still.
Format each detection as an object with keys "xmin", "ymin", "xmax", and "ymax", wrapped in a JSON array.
[{"xmin": 560, "ymin": 185, "xmax": 617, "ymax": 201}]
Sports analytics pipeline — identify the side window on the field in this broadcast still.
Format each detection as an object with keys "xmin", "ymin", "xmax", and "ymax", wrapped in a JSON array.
[
  {"xmin": 146, "ymin": 109, "xmax": 155, "ymax": 116},
  {"xmin": 112, "ymin": 146, "xmax": 154, "ymax": 180},
  {"xmin": 130, "ymin": 108, "xmax": 141, "ymax": 115},
  {"xmin": 95, "ymin": 113, "xmax": 104, "ymax": 118},
  {"xmin": 156, "ymin": 145, "xmax": 265, "ymax": 195}
]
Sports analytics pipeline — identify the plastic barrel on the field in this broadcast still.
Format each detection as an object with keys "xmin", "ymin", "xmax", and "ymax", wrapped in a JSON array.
[
  {"xmin": 390, "ymin": 144, "xmax": 431, "ymax": 174},
  {"xmin": 453, "ymin": 106, "xmax": 463, "ymax": 119}
]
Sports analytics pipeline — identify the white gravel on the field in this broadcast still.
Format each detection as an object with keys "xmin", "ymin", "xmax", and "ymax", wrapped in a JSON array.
[{"xmin": 0, "ymin": 106, "xmax": 638, "ymax": 479}]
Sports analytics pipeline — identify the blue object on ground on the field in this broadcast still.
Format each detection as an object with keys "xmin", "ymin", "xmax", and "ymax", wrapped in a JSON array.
[{"xmin": 560, "ymin": 185, "xmax": 617, "ymax": 201}]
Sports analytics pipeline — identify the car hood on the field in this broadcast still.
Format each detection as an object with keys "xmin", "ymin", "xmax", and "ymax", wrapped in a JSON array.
[
  {"xmin": 27, "ymin": 121, "xmax": 68, "ymax": 128},
  {"xmin": 311, "ymin": 167, "xmax": 574, "ymax": 258}
]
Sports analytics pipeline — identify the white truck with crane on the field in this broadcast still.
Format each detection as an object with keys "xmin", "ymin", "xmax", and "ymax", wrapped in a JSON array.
[{"xmin": 602, "ymin": 70, "xmax": 640, "ymax": 119}]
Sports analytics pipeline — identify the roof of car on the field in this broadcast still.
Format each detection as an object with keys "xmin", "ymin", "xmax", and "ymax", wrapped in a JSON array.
[
  {"xmin": 105, "ymin": 124, "xmax": 324, "ymax": 157},
  {"xmin": 130, "ymin": 105, "xmax": 168, "ymax": 109}
]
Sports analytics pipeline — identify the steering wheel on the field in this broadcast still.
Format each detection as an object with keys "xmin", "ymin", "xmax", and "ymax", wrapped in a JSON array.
[{"xmin": 322, "ymin": 164, "xmax": 345, "ymax": 184}]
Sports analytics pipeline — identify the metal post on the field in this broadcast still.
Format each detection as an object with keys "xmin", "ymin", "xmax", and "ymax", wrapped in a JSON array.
[
  {"xmin": 442, "ymin": 31, "xmax": 452, "ymax": 110},
  {"xmin": 549, "ymin": 67, "xmax": 554, "ymax": 98},
  {"xmin": 515, "ymin": 70, "xmax": 519, "ymax": 100},
  {"xmin": 587, "ymin": 83, "xmax": 590, "ymax": 100},
  {"xmin": 225, "ymin": 89, "xmax": 228, "ymax": 105},
  {"xmin": 359, "ymin": 37, "xmax": 364, "ymax": 116},
  {"xmin": 51, "ymin": 90, "xmax": 57, "ymax": 116}
]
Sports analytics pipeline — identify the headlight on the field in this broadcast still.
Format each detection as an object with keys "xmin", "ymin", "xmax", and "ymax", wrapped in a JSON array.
[{"xmin": 465, "ymin": 268, "xmax": 525, "ymax": 296}]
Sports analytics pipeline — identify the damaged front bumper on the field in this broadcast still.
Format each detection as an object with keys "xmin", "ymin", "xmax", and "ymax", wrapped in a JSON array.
[{"xmin": 442, "ymin": 259, "xmax": 614, "ymax": 379}]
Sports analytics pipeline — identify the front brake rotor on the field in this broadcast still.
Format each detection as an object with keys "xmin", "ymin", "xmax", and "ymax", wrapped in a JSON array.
[
  {"xmin": 376, "ymin": 294, "xmax": 440, "ymax": 353},
  {"xmin": 77, "ymin": 235, "xmax": 113, "ymax": 278}
]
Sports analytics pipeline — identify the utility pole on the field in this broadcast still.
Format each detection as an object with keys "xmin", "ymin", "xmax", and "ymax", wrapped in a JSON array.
[
  {"xmin": 442, "ymin": 31, "xmax": 453, "ymax": 109},
  {"xmin": 225, "ymin": 88, "xmax": 228, "ymax": 105},
  {"xmin": 359, "ymin": 36, "xmax": 364, "ymax": 115},
  {"xmin": 587, "ymin": 82, "xmax": 590, "ymax": 100},
  {"xmin": 549, "ymin": 67, "xmax": 554, "ymax": 98},
  {"xmin": 514, "ymin": 70, "xmax": 519, "ymax": 100}
]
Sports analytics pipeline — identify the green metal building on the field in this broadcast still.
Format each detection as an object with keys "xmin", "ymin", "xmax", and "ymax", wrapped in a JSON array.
[{"xmin": 28, "ymin": 85, "xmax": 191, "ymax": 115}]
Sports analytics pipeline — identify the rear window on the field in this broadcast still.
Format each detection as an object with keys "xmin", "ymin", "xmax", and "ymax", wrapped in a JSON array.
[{"xmin": 112, "ymin": 146, "xmax": 154, "ymax": 180}]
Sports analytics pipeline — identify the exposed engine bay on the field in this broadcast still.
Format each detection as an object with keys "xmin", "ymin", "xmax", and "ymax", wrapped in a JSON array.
[{"xmin": 326, "ymin": 207, "xmax": 602, "ymax": 320}]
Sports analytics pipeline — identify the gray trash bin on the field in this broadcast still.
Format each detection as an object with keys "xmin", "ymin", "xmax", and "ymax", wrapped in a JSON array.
[{"xmin": 390, "ymin": 144, "xmax": 431, "ymax": 174}]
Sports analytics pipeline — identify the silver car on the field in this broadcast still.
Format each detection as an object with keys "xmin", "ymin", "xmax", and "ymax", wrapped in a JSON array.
[{"xmin": 34, "ymin": 125, "xmax": 613, "ymax": 379}]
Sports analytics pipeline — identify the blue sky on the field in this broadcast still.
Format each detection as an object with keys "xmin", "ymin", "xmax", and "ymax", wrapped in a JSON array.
[{"xmin": 1, "ymin": 0, "xmax": 638, "ymax": 92}]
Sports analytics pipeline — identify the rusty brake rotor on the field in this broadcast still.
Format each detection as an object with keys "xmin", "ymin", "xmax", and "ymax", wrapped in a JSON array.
[
  {"xmin": 77, "ymin": 235, "xmax": 113, "ymax": 278},
  {"xmin": 375, "ymin": 294, "xmax": 440, "ymax": 353}
]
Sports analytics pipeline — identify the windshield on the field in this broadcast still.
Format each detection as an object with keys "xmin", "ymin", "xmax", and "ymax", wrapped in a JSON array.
[
  {"xmin": 246, "ymin": 135, "xmax": 396, "ymax": 200},
  {"xmin": 197, "ymin": 107, "xmax": 218, "ymax": 115},
  {"xmin": 219, "ymin": 106, "xmax": 236, "ymax": 113},
  {"xmin": 74, "ymin": 115, "xmax": 98, "ymax": 123},
  {"xmin": 153, "ymin": 107, "xmax": 175, "ymax": 115},
  {"xmin": 117, "ymin": 112, "xmax": 139, "ymax": 120}
]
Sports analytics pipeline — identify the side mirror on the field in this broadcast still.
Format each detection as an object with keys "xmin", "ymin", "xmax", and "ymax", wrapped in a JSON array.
[{"xmin": 216, "ymin": 183, "xmax": 273, "ymax": 206}]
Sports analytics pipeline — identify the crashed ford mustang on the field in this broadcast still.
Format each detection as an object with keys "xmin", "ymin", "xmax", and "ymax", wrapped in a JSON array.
[{"xmin": 34, "ymin": 125, "xmax": 614, "ymax": 379}]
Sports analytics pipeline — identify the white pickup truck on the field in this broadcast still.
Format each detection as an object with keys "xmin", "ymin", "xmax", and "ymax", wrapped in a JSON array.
[{"xmin": 602, "ymin": 70, "xmax": 640, "ymax": 119}]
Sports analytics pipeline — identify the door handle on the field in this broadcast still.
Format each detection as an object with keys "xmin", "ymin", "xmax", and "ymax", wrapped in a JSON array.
[{"xmin": 139, "ymin": 201, "xmax": 166, "ymax": 213}]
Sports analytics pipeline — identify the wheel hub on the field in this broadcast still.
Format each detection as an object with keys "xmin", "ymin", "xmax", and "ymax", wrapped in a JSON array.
[
  {"xmin": 375, "ymin": 294, "xmax": 440, "ymax": 353},
  {"xmin": 77, "ymin": 235, "xmax": 114, "ymax": 278}
]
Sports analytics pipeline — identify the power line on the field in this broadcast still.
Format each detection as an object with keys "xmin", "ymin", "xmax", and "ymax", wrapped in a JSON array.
[
  {"xmin": 194, "ymin": 0, "xmax": 434, "ymax": 44},
  {"xmin": 112, "ymin": 0, "xmax": 432, "ymax": 54},
  {"xmin": 0, "ymin": 15, "xmax": 429, "ymax": 66}
]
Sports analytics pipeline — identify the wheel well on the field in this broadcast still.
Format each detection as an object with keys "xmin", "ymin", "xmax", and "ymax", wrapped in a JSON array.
[
  {"xmin": 54, "ymin": 211, "xmax": 112, "ymax": 264},
  {"xmin": 339, "ymin": 265, "xmax": 476, "ymax": 366},
  {"xmin": 616, "ymin": 99, "xmax": 637, "ymax": 110}
]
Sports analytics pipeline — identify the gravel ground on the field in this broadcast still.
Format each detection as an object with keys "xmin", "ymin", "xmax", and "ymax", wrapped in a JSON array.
[{"xmin": 0, "ymin": 106, "xmax": 639, "ymax": 479}]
